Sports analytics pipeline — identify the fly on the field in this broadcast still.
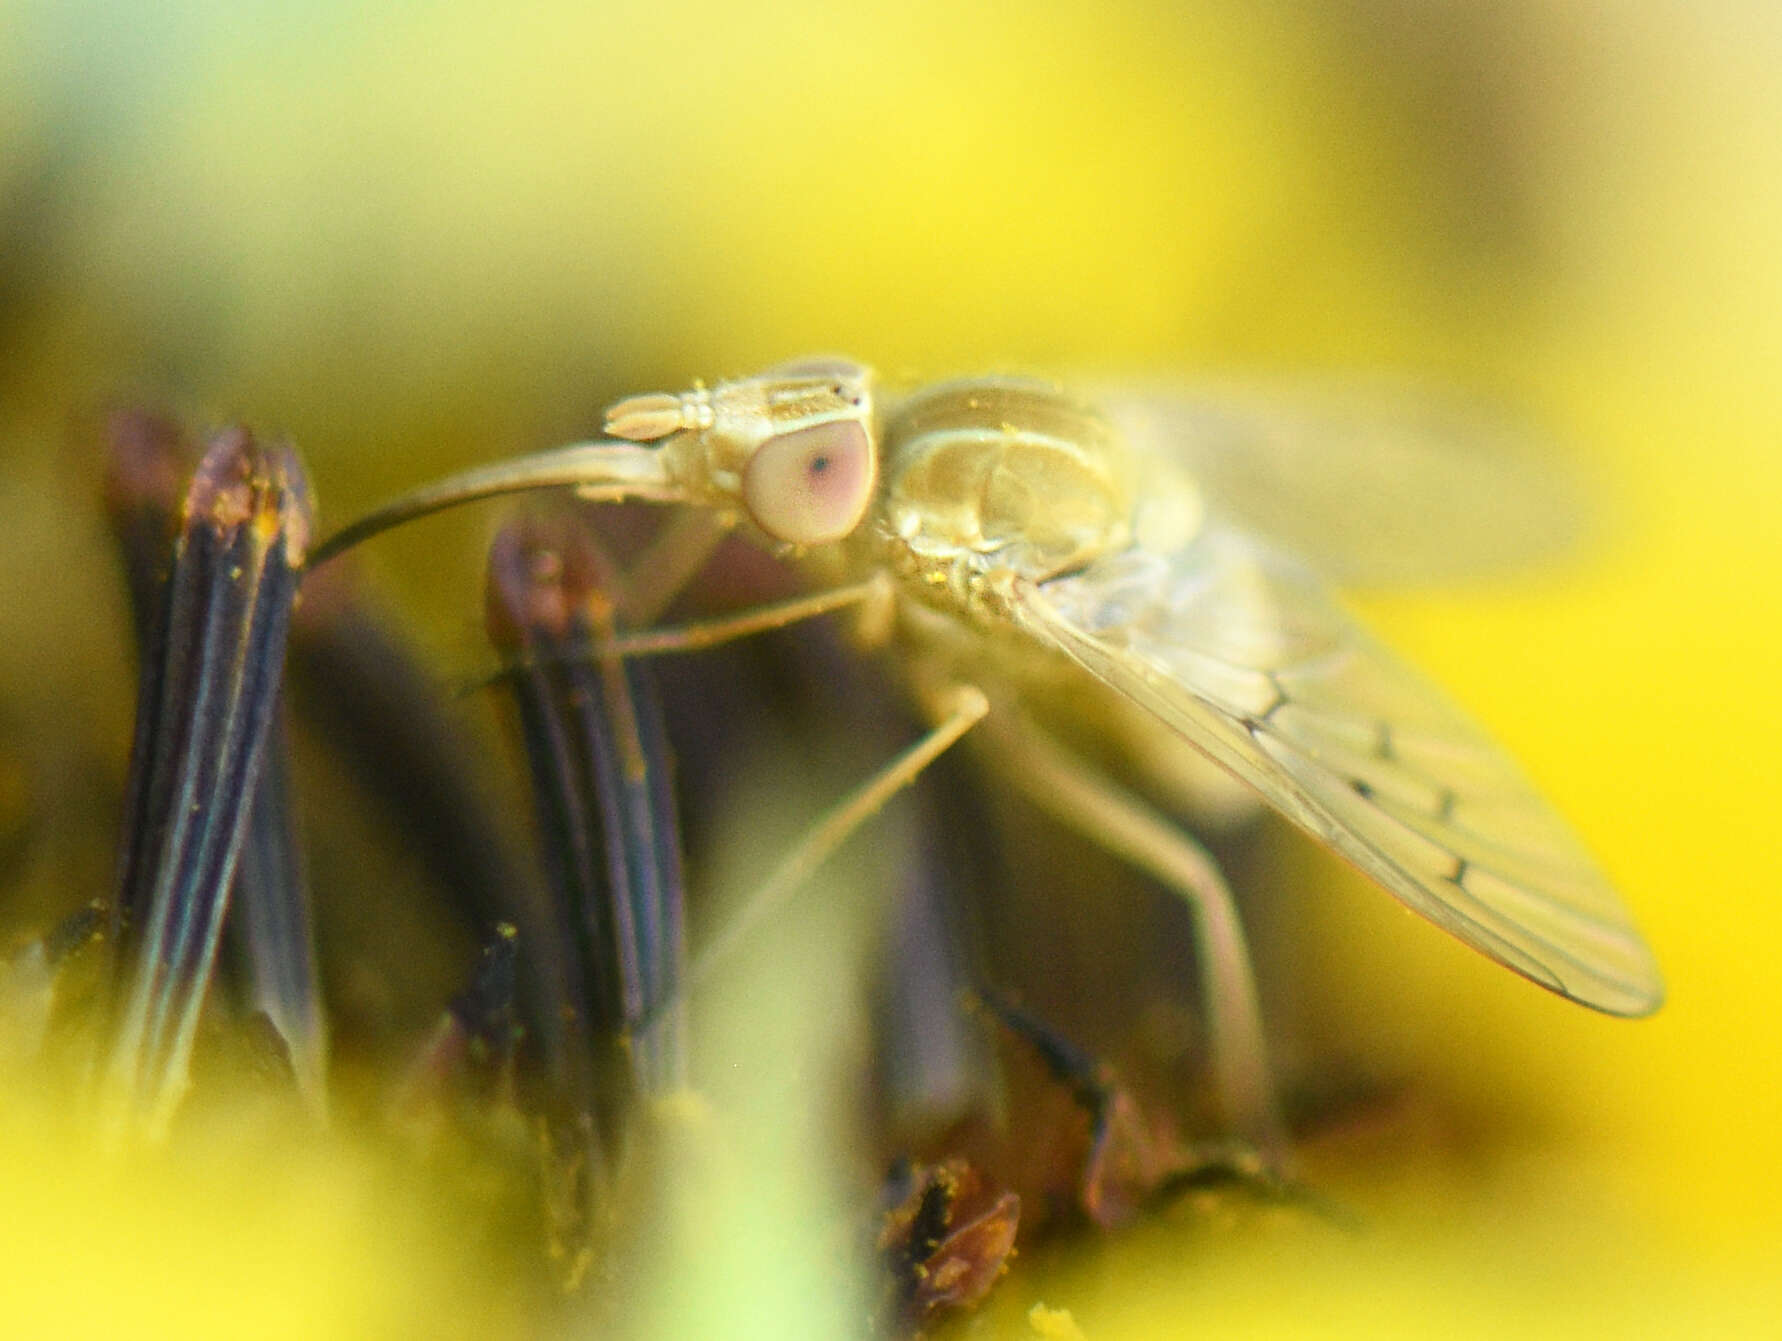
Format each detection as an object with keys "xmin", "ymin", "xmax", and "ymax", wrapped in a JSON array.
[{"xmin": 310, "ymin": 357, "xmax": 1665, "ymax": 1167}]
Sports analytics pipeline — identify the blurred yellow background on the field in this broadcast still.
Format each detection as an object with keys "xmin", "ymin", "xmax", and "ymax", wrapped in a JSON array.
[{"xmin": 1, "ymin": 0, "xmax": 1778, "ymax": 1336}]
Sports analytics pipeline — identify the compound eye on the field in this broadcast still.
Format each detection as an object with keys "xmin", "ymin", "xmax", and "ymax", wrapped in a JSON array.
[{"xmin": 741, "ymin": 420, "xmax": 875, "ymax": 545}]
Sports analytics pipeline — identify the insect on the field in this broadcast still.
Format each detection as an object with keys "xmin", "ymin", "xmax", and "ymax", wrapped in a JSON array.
[{"xmin": 312, "ymin": 357, "xmax": 1665, "ymax": 1165}]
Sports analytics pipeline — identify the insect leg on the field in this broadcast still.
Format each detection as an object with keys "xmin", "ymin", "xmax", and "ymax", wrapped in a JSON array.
[
  {"xmin": 691, "ymin": 685, "xmax": 990, "ymax": 984},
  {"xmin": 617, "ymin": 507, "xmax": 737, "ymax": 626},
  {"xmin": 972, "ymin": 710, "xmax": 1290, "ymax": 1170},
  {"xmin": 465, "ymin": 574, "xmax": 891, "ymax": 696},
  {"xmin": 601, "ymin": 573, "xmax": 890, "ymax": 658}
]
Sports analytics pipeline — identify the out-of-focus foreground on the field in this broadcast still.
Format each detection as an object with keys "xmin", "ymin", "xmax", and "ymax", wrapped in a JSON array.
[{"xmin": 0, "ymin": 2, "xmax": 1778, "ymax": 1337}]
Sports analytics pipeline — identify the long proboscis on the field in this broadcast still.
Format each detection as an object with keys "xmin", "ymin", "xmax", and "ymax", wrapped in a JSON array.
[{"xmin": 307, "ymin": 440, "xmax": 682, "ymax": 570}]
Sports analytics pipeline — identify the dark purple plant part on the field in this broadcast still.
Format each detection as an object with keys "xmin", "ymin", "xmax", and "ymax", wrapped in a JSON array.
[
  {"xmin": 98, "ymin": 426, "xmax": 311, "ymax": 1138},
  {"xmin": 225, "ymin": 713, "xmax": 326, "ymax": 1109},
  {"xmin": 872, "ymin": 854, "xmax": 997, "ymax": 1151},
  {"xmin": 485, "ymin": 505, "xmax": 690, "ymax": 1273},
  {"xmin": 876, "ymin": 1156, "xmax": 1020, "ymax": 1334},
  {"xmin": 101, "ymin": 408, "xmax": 328, "ymax": 1115},
  {"xmin": 972, "ymin": 988, "xmax": 1301, "ymax": 1231},
  {"xmin": 0, "ymin": 899, "xmax": 105, "ymax": 1068},
  {"xmin": 395, "ymin": 921, "xmax": 523, "ymax": 1116},
  {"xmin": 99, "ymin": 408, "xmax": 193, "ymax": 644},
  {"xmin": 289, "ymin": 557, "xmax": 565, "ymax": 1049}
]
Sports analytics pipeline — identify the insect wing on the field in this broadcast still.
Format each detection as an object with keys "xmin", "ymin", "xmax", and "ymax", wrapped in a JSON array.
[
  {"xmin": 1096, "ymin": 386, "xmax": 1591, "ymax": 589},
  {"xmin": 1012, "ymin": 526, "xmax": 1662, "ymax": 1016}
]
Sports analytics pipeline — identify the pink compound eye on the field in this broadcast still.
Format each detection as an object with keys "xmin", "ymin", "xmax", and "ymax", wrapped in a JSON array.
[{"xmin": 741, "ymin": 420, "xmax": 875, "ymax": 545}]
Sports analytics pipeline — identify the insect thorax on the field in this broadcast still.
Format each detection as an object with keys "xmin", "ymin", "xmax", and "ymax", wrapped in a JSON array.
[{"xmin": 873, "ymin": 378, "xmax": 1135, "ymax": 619}]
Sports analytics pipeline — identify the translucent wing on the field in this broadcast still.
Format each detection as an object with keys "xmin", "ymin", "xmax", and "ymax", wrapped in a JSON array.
[
  {"xmin": 1012, "ymin": 526, "xmax": 1662, "ymax": 1016},
  {"xmin": 1095, "ymin": 385, "xmax": 1593, "ymax": 588}
]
